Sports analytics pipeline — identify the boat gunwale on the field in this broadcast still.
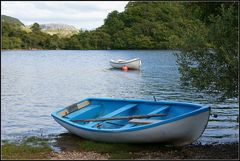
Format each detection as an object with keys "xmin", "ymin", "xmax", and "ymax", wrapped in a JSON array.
[
  {"xmin": 51, "ymin": 97, "xmax": 210, "ymax": 133},
  {"xmin": 110, "ymin": 58, "xmax": 141, "ymax": 64}
]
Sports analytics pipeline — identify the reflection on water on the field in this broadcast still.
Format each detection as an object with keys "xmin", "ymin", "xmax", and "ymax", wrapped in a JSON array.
[{"xmin": 1, "ymin": 50, "xmax": 239, "ymax": 145}]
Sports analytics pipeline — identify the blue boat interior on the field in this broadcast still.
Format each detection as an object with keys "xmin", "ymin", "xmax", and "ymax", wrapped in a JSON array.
[{"xmin": 56, "ymin": 98, "xmax": 204, "ymax": 130}]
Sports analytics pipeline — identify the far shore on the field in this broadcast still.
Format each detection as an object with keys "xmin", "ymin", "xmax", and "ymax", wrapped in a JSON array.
[{"xmin": 1, "ymin": 49, "xmax": 178, "ymax": 51}]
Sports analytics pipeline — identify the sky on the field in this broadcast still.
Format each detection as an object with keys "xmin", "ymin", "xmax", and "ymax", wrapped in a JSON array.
[{"xmin": 1, "ymin": 1, "xmax": 129, "ymax": 30}]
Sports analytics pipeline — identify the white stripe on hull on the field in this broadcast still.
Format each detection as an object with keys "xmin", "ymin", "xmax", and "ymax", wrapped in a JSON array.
[{"xmin": 54, "ymin": 111, "xmax": 209, "ymax": 146}]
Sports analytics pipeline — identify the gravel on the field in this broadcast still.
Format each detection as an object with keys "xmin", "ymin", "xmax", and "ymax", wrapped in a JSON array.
[
  {"xmin": 50, "ymin": 151, "xmax": 109, "ymax": 160},
  {"xmin": 49, "ymin": 143, "xmax": 238, "ymax": 160}
]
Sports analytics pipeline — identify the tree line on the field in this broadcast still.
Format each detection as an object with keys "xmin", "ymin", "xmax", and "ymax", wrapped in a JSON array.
[
  {"xmin": 2, "ymin": 22, "xmax": 63, "ymax": 49},
  {"xmin": 3, "ymin": 2, "xmax": 233, "ymax": 50}
]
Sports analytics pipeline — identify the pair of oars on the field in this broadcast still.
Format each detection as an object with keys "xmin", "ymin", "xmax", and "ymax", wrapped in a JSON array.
[{"xmin": 71, "ymin": 113, "xmax": 166, "ymax": 123}]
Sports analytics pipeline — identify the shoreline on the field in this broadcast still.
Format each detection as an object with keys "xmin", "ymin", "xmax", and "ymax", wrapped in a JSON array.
[
  {"xmin": 2, "ymin": 135, "xmax": 239, "ymax": 160},
  {"xmin": 1, "ymin": 49, "xmax": 178, "ymax": 51},
  {"xmin": 51, "ymin": 142, "xmax": 239, "ymax": 160}
]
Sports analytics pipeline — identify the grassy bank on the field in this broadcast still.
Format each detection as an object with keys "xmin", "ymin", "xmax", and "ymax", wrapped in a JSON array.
[
  {"xmin": 77, "ymin": 140, "xmax": 239, "ymax": 159},
  {"xmin": 77, "ymin": 140, "xmax": 181, "ymax": 159},
  {"xmin": 1, "ymin": 135, "xmax": 239, "ymax": 160},
  {"xmin": 1, "ymin": 136, "xmax": 52, "ymax": 160}
]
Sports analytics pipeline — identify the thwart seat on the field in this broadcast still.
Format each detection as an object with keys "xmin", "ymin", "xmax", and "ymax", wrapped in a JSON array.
[
  {"xmin": 120, "ymin": 105, "xmax": 170, "ymax": 129},
  {"xmin": 85, "ymin": 104, "xmax": 137, "ymax": 128}
]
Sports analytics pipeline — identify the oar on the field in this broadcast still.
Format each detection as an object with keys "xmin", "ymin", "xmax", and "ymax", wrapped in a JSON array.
[{"xmin": 71, "ymin": 113, "xmax": 166, "ymax": 122}]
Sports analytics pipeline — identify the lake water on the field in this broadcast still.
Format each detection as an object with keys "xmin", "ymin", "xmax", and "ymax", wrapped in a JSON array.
[{"xmin": 1, "ymin": 50, "xmax": 239, "ymax": 145}]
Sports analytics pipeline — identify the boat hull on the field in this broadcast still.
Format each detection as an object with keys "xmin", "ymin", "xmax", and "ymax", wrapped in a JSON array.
[
  {"xmin": 110, "ymin": 58, "xmax": 141, "ymax": 70},
  {"xmin": 52, "ymin": 110, "xmax": 210, "ymax": 145}
]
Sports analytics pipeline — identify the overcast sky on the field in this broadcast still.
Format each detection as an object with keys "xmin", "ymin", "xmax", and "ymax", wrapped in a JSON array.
[{"xmin": 1, "ymin": 1, "xmax": 129, "ymax": 30}]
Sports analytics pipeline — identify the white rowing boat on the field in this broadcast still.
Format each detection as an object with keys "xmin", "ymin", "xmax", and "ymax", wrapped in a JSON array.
[{"xmin": 110, "ymin": 58, "xmax": 141, "ymax": 70}]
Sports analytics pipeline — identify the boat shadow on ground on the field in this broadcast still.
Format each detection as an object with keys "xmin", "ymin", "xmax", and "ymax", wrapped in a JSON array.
[
  {"xmin": 51, "ymin": 132, "xmax": 184, "ymax": 153},
  {"xmin": 50, "ymin": 132, "xmax": 238, "ymax": 159}
]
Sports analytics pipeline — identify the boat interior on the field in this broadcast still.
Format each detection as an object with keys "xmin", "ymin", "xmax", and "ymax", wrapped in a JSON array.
[{"xmin": 57, "ymin": 98, "xmax": 200, "ymax": 130}]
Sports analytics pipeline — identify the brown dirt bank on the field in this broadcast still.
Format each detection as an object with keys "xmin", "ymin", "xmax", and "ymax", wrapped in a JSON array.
[
  {"xmin": 135, "ymin": 143, "xmax": 239, "ymax": 159},
  {"xmin": 50, "ymin": 142, "xmax": 239, "ymax": 160}
]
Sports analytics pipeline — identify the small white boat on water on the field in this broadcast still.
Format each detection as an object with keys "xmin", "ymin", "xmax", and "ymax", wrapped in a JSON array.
[{"xmin": 110, "ymin": 58, "xmax": 141, "ymax": 70}]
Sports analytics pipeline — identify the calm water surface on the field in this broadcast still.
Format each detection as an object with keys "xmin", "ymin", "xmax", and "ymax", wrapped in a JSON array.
[{"xmin": 1, "ymin": 50, "xmax": 239, "ymax": 145}]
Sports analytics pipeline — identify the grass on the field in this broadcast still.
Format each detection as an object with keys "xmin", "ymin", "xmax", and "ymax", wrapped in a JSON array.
[
  {"xmin": 1, "ymin": 136, "xmax": 52, "ymax": 160},
  {"xmin": 1, "ymin": 134, "xmax": 181, "ymax": 160},
  {"xmin": 77, "ymin": 140, "xmax": 176, "ymax": 159},
  {"xmin": 2, "ymin": 134, "xmax": 238, "ymax": 160},
  {"xmin": 77, "ymin": 141, "xmax": 139, "ymax": 159}
]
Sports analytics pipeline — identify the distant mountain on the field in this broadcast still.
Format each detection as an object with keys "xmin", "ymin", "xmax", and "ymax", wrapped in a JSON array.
[
  {"xmin": 1, "ymin": 15, "xmax": 25, "ymax": 26},
  {"xmin": 2, "ymin": 15, "xmax": 79, "ymax": 37},
  {"xmin": 40, "ymin": 23, "xmax": 78, "ymax": 31},
  {"xmin": 39, "ymin": 23, "xmax": 79, "ymax": 37}
]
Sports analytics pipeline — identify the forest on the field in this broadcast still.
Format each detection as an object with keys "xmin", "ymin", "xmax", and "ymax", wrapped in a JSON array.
[
  {"xmin": 2, "ymin": 2, "xmax": 237, "ymax": 50},
  {"xmin": 1, "ymin": 1, "xmax": 238, "ymax": 99}
]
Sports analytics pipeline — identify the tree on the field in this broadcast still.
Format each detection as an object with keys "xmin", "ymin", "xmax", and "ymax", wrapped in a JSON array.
[
  {"xmin": 90, "ymin": 30, "xmax": 112, "ymax": 49},
  {"xmin": 103, "ymin": 11, "xmax": 125, "ymax": 36},
  {"xmin": 169, "ymin": 3, "xmax": 238, "ymax": 99},
  {"xmin": 30, "ymin": 23, "xmax": 41, "ymax": 32},
  {"xmin": 2, "ymin": 35, "xmax": 10, "ymax": 49}
]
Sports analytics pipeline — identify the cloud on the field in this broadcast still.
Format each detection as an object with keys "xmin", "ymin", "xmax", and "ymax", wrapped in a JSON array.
[{"xmin": 1, "ymin": 1, "xmax": 129, "ymax": 30}]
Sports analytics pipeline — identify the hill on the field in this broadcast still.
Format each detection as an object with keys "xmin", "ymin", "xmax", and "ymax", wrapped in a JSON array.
[
  {"xmin": 39, "ymin": 23, "xmax": 79, "ymax": 37},
  {"xmin": 1, "ymin": 15, "xmax": 25, "ymax": 26}
]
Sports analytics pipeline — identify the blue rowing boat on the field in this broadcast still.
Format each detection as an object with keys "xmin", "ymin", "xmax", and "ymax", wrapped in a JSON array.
[{"xmin": 51, "ymin": 97, "xmax": 210, "ymax": 145}]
